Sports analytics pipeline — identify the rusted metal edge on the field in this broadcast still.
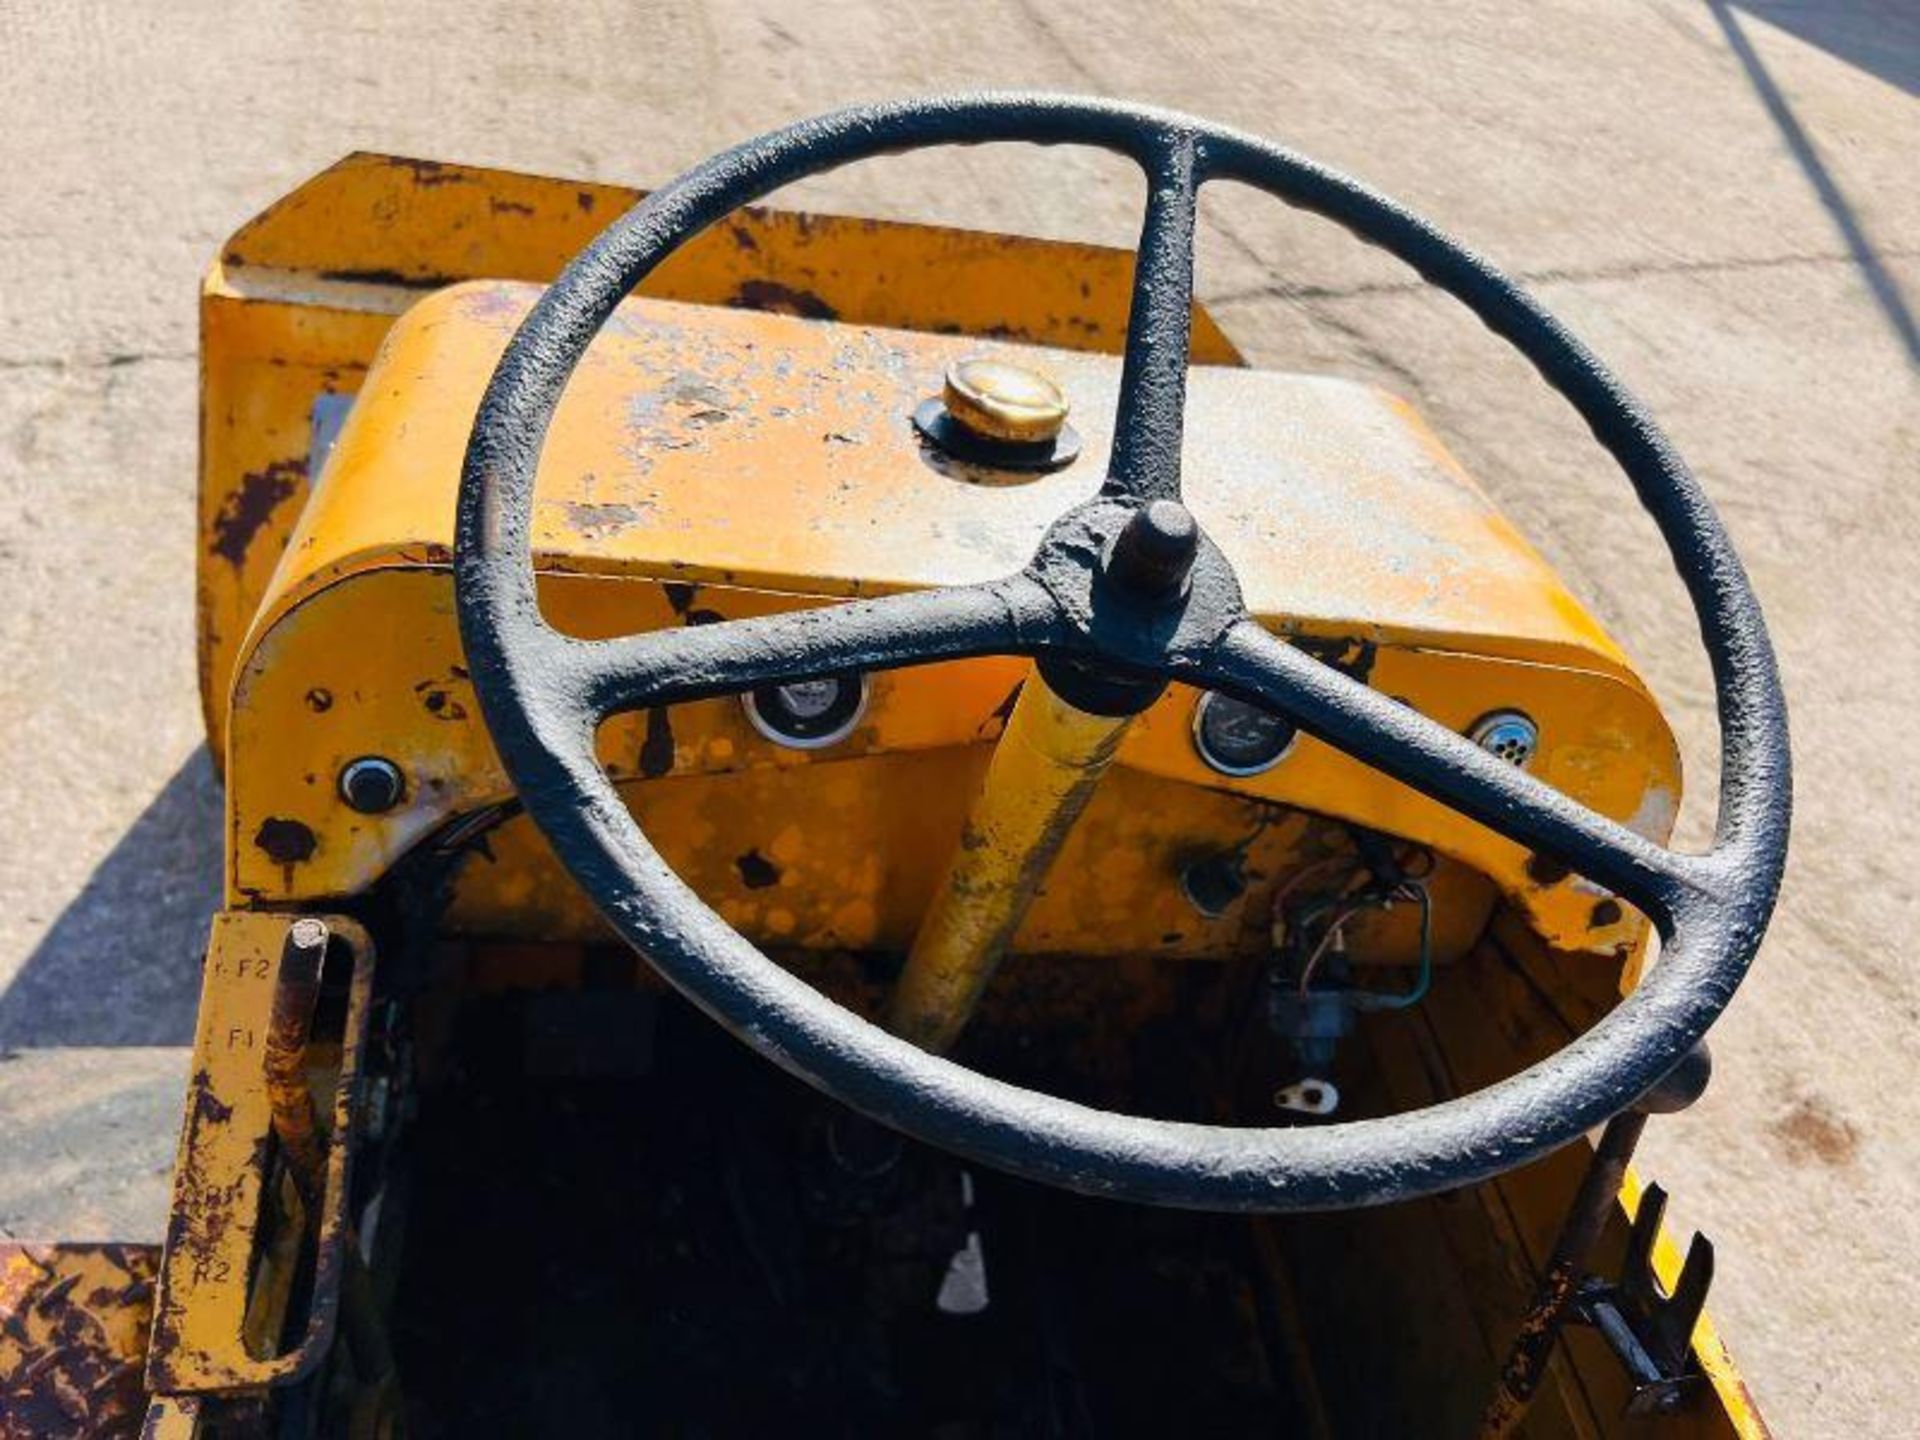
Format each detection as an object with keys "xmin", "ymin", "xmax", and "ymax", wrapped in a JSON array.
[{"xmin": 147, "ymin": 917, "xmax": 375, "ymax": 1395}]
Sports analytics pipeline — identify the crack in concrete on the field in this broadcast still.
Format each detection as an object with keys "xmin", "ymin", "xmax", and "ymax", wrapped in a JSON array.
[
  {"xmin": 1206, "ymin": 245, "xmax": 1920, "ymax": 309},
  {"xmin": 0, "ymin": 350, "xmax": 195, "ymax": 373},
  {"xmin": 1006, "ymin": 0, "xmax": 1105, "ymax": 92},
  {"xmin": 1197, "ymin": 200, "xmax": 1434, "ymax": 395}
]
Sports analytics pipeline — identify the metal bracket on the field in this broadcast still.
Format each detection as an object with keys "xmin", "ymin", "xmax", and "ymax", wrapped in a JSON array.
[
  {"xmin": 1479, "ymin": 1044, "xmax": 1713, "ymax": 1437},
  {"xmin": 147, "ymin": 913, "xmax": 376, "ymax": 1394},
  {"xmin": 1573, "ymin": 1183, "xmax": 1714, "ymax": 1417}
]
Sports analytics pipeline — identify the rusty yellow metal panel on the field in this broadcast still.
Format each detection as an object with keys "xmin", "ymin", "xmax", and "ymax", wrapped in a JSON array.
[
  {"xmin": 224, "ymin": 570, "xmax": 1668, "ymax": 960},
  {"xmin": 261, "ymin": 281, "xmax": 1634, "ymax": 675},
  {"xmin": 0, "ymin": 1244, "xmax": 156, "ymax": 1438},
  {"xmin": 215, "ymin": 269, "xmax": 1677, "ymax": 962},
  {"xmin": 136, "ymin": 1394, "xmax": 203, "ymax": 1438},
  {"xmin": 196, "ymin": 152, "xmax": 1243, "ymax": 758},
  {"xmin": 450, "ymin": 750, "xmax": 1500, "ymax": 965},
  {"xmin": 147, "ymin": 913, "xmax": 373, "ymax": 1396},
  {"xmin": 147, "ymin": 913, "xmax": 284, "ymax": 1391}
]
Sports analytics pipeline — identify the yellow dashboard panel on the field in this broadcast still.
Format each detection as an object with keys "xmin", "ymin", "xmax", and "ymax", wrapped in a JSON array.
[{"xmin": 217, "ymin": 248, "xmax": 1678, "ymax": 965}]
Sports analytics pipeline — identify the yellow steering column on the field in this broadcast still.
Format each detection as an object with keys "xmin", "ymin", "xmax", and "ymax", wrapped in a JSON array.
[
  {"xmin": 885, "ymin": 669, "xmax": 1135, "ymax": 1051},
  {"xmin": 887, "ymin": 487, "xmax": 1203, "ymax": 1052}
]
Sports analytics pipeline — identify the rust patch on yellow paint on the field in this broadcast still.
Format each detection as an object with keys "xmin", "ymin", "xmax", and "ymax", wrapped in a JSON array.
[
  {"xmin": 732, "ymin": 278, "xmax": 839, "ymax": 320},
  {"xmin": 148, "ymin": 913, "xmax": 374, "ymax": 1394},
  {"xmin": 252, "ymin": 817, "xmax": 316, "ymax": 867},
  {"xmin": 0, "ymin": 1244, "xmax": 157, "ymax": 1438},
  {"xmin": 208, "ymin": 459, "xmax": 303, "ymax": 570}
]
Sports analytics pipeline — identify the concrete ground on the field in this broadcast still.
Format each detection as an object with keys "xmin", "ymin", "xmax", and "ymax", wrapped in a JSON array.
[{"xmin": 1, "ymin": 1, "xmax": 1914, "ymax": 1431}]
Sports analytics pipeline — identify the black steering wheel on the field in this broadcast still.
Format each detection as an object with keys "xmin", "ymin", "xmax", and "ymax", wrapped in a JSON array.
[{"xmin": 454, "ymin": 94, "xmax": 1789, "ymax": 1211}]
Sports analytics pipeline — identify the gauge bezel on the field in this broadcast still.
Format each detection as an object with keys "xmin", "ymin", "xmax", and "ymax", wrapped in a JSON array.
[
  {"xmin": 1191, "ymin": 689, "xmax": 1299, "ymax": 777},
  {"xmin": 742, "ymin": 672, "xmax": 872, "ymax": 750}
]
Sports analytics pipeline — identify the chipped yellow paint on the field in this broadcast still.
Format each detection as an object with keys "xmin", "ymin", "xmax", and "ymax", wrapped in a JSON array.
[
  {"xmin": 216, "ymin": 254, "xmax": 1679, "ymax": 968},
  {"xmin": 138, "ymin": 1394, "xmax": 204, "ymax": 1438},
  {"xmin": 197, "ymin": 151, "xmax": 1242, "ymax": 760},
  {"xmin": 254, "ymin": 281, "xmax": 1640, "ymax": 678},
  {"xmin": 225, "ymin": 564, "xmax": 1668, "ymax": 958},
  {"xmin": 206, "ymin": 154, "xmax": 1677, "ymax": 972},
  {"xmin": 147, "ymin": 913, "xmax": 373, "ymax": 1395}
]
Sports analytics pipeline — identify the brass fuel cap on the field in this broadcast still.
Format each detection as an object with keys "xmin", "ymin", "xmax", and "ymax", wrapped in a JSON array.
[
  {"xmin": 943, "ymin": 357, "xmax": 1069, "ymax": 444},
  {"xmin": 913, "ymin": 355, "xmax": 1081, "ymax": 472}
]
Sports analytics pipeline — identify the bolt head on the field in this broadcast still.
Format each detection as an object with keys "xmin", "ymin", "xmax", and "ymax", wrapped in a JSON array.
[
  {"xmin": 339, "ymin": 756, "xmax": 406, "ymax": 814},
  {"xmin": 1107, "ymin": 499, "xmax": 1200, "ymax": 598},
  {"xmin": 287, "ymin": 916, "xmax": 330, "ymax": 952},
  {"xmin": 942, "ymin": 357, "xmax": 1069, "ymax": 444}
]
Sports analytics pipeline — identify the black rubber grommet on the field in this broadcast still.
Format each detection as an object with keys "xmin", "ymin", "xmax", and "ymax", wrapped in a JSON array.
[{"xmin": 912, "ymin": 397, "xmax": 1082, "ymax": 471}]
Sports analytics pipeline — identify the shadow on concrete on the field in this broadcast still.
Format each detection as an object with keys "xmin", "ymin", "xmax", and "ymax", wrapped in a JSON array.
[
  {"xmin": 0, "ymin": 749, "xmax": 221, "ymax": 1049},
  {"xmin": 1736, "ymin": 1, "xmax": 1920, "ymax": 97},
  {"xmin": 1718, "ymin": 1, "xmax": 1920, "ymax": 368}
]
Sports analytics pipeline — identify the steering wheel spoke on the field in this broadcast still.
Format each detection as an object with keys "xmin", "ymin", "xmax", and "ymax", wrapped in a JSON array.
[
  {"xmin": 561, "ymin": 577, "xmax": 1058, "ymax": 721},
  {"xmin": 1198, "ymin": 620, "xmax": 1707, "ymax": 926},
  {"xmin": 1105, "ymin": 132, "xmax": 1203, "ymax": 502}
]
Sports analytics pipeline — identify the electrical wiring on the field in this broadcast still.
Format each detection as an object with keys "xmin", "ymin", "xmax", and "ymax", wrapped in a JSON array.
[
  {"xmin": 1283, "ymin": 841, "xmax": 1436, "ymax": 1005},
  {"xmin": 1352, "ymin": 880, "xmax": 1432, "ymax": 1012}
]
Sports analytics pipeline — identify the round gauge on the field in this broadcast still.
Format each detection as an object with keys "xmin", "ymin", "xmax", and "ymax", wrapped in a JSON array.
[
  {"xmin": 1192, "ymin": 691, "xmax": 1298, "ymax": 776},
  {"xmin": 743, "ymin": 672, "xmax": 870, "ymax": 749}
]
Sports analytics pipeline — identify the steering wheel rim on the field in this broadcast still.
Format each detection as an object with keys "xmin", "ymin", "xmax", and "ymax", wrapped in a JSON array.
[{"xmin": 453, "ymin": 92, "xmax": 1790, "ymax": 1211}]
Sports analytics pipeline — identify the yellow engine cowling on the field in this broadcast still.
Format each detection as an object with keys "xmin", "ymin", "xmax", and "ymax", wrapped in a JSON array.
[{"xmin": 202, "ymin": 152, "xmax": 1675, "ymax": 979}]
